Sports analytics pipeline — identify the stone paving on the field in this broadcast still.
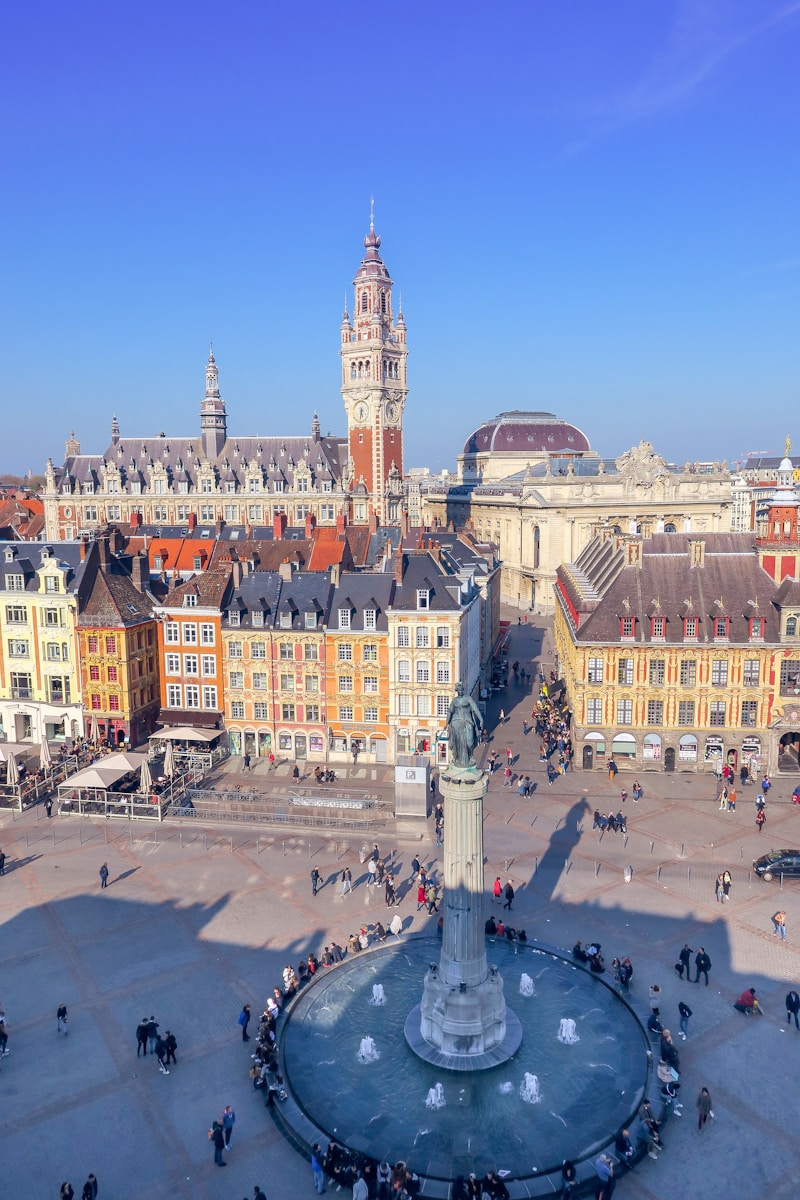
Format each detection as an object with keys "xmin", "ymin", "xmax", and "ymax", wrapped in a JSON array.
[{"xmin": 1, "ymin": 608, "xmax": 800, "ymax": 1198}]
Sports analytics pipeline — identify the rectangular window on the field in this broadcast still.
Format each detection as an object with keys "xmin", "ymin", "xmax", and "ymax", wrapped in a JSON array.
[
  {"xmin": 165, "ymin": 653, "xmax": 180, "ymax": 674},
  {"xmin": 714, "ymin": 618, "xmax": 728, "ymax": 638},
  {"xmin": 228, "ymin": 640, "xmax": 243, "ymax": 658},
  {"xmin": 685, "ymin": 617, "xmax": 698, "ymax": 639},
  {"xmin": 224, "ymin": 504, "xmax": 239, "ymax": 522},
  {"xmin": 280, "ymin": 642, "xmax": 294, "ymax": 660},
  {"xmin": 45, "ymin": 609, "xmax": 60, "ymax": 627},
  {"xmin": 8, "ymin": 639, "xmax": 29, "ymax": 657},
  {"xmin": 364, "ymin": 609, "xmax": 376, "ymax": 630},
  {"xmin": 364, "ymin": 706, "xmax": 379, "ymax": 723},
  {"xmin": 201, "ymin": 654, "xmax": 216, "ymax": 676},
  {"xmin": 89, "ymin": 664, "xmax": 100, "ymax": 681},
  {"xmin": 416, "ymin": 662, "xmax": 430, "ymax": 683},
  {"xmin": 248, "ymin": 503, "xmax": 262, "ymax": 519},
  {"xmin": 741, "ymin": 700, "xmax": 758, "ymax": 727},
  {"xmin": 436, "ymin": 662, "xmax": 451, "ymax": 684},
  {"xmin": 167, "ymin": 684, "xmax": 182, "ymax": 707},
  {"xmin": 90, "ymin": 692, "xmax": 101, "ymax": 710},
  {"xmin": 779, "ymin": 659, "xmax": 800, "ymax": 691},
  {"xmin": 363, "ymin": 676, "xmax": 378, "ymax": 692},
  {"xmin": 621, "ymin": 617, "xmax": 634, "ymax": 638},
  {"xmin": 254, "ymin": 702, "xmax": 269, "ymax": 720},
  {"xmin": 397, "ymin": 627, "xmax": 410, "ymax": 648},
  {"xmin": 305, "ymin": 675, "xmax": 319, "ymax": 692},
  {"xmin": 711, "ymin": 660, "xmax": 728, "ymax": 687},
  {"xmin": 339, "ymin": 705, "xmax": 353, "ymax": 721},
  {"xmin": 647, "ymin": 700, "xmax": 664, "ymax": 725},
  {"xmin": 231, "ymin": 700, "xmax": 245, "ymax": 719},
  {"xmin": 649, "ymin": 659, "xmax": 665, "ymax": 685},
  {"xmin": 616, "ymin": 699, "xmax": 633, "ymax": 725},
  {"xmin": 6, "ymin": 574, "xmax": 24, "ymax": 591},
  {"xmin": 617, "ymin": 658, "xmax": 633, "ymax": 685},
  {"xmin": 107, "ymin": 666, "xmax": 118, "ymax": 683},
  {"xmin": 202, "ymin": 685, "xmax": 218, "ymax": 709},
  {"xmin": 339, "ymin": 675, "xmax": 353, "ymax": 692},
  {"xmin": 750, "ymin": 617, "xmax": 764, "ymax": 638},
  {"xmin": 416, "ymin": 589, "xmax": 429, "ymax": 610},
  {"xmin": 198, "ymin": 623, "xmax": 213, "ymax": 645},
  {"xmin": 709, "ymin": 700, "xmax": 726, "ymax": 726},
  {"xmin": 338, "ymin": 608, "xmax": 351, "ymax": 630},
  {"xmin": 183, "ymin": 654, "xmax": 199, "ymax": 675},
  {"xmin": 586, "ymin": 697, "xmax": 603, "ymax": 724},
  {"xmin": 229, "ymin": 671, "xmax": 244, "ymax": 689},
  {"xmin": 417, "ymin": 694, "xmax": 431, "ymax": 717},
  {"xmin": 436, "ymin": 694, "xmax": 450, "ymax": 718},
  {"xmin": 652, "ymin": 616, "xmax": 665, "ymax": 638},
  {"xmin": 321, "ymin": 504, "xmax": 335, "ymax": 520},
  {"xmin": 251, "ymin": 610, "xmax": 264, "ymax": 628},
  {"xmin": 304, "ymin": 643, "xmax": 319, "ymax": 661},
  {"xmin": 416, "ymin": 627, "xmax": 429, "ymax": 648},
  {"xmin": 397, "ymin": 660, "xmax": 411, "ymax": 682},
  {"xmin": 46, "ymin": 643, "xmax": 61, "ymax": 661},
  {"xmin": 436, "ymin": 626, "xmax": 450, "ymax": 649},
  {"xmin": 107, "ymin": 694, "xmax": 119, "ymax": 712},
  {"xmin": 165, "ymin": 622, "xmax": 179, "ymax": 644},
  {"xmin": 587, "ymin": 657, "xmax": 604, "ymax": 684},
  {"xmin": 303, "ymin": 611, "xmax": 317, "ymax": 630},
  {"xmin": 398, "ymin": 694, "xmax": 411, "ymax": 715},
  {"xmin": 46, "ymin": 577, "xmax": 61, "ymax": 594},
  {"xmin": 678, "ymin": 700, "xmax": 695, "ymax": 726},
  {"xmin": 743, "ymin": 659, "xmax": 760, "ymax": 687},
  {"xmin": 305, "ymin": 704, "xmax": 320, "ymax": 722},
  {"xmin": 5, "ymin": 605, "xmax": 27, "ymax": 623},
  {"xmin": 280, "ymin": 673, "xmax": 295, "ymax": 692},
  {"xmin": 185, "ymin": 685, "xmax": 200, "ymax": 708},
  {"xmin": 183, "ymin": 623, "xmax": 198, "ymax": 645},
  {"xmin": 253, "ymin": 672, "xmax": 268, "ymax": 690},
  {"xmin": 363, "ymin": 643, "xmax": 378, "ymax": 662},
  {"xmin": 337, "ymin": 643, "xmax": 353, "ymax": 661},
  {"xmin": 228, "ymin": 609, "xmax": 240, "ymax": 627},
  {"xmin": 679, "ymin": 660, "xmax": 696, "ymax": 686}
]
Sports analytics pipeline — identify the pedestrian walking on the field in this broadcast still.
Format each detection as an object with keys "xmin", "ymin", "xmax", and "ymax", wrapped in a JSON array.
[
  {"xmin": 243, "ymin": 752, "xmax": 251, "ymax": 771},
  {"xmin": 311, "ymin": 866, "xmax": 321, "ymax": 896},
  {"xmin": 385, "ymin": 876, "xmax": 396, "ymax": 908},
  {"xmin": 154, "ymin": 1035, "xmax": 169, "ymax": 1074},
  {"xmin": 694, "ymin": 948, "xmax": 711, "ymax": 986},
  {"xmin": 221, "ymin": 1104, "xmax": 235, "ymax": 1148},
  {"xmin": 99, "ymin": 862, "xmax": 109, "ymax": 888},
  {"xmin": 506, "ymin": 746, "xmax": 513, "ymax": 766},
  {"xmin": 341, "ymin": 866, "xmax": 353, "ymax": 896},
  {"xmin": 45, "ymin": 797, "xmax": 53, "ymax": 818},
  {"xmin": 714, "ymin": 874, "xmax": 724, "ymax": 903},
  {"xmin": 722, "ymin": 870, "xmax": 732, "ymax": 901},
  {"xmin": 254, "ymin": 1187, "xmax": 268, "ymax": 1200},
  {"xmin": 367, "ymin": 857, "xmax": 377, "ymax": 887},
  {"xmin": 607, "ymin": 758, "xmax": 618, "ymax": 780},
  {"xmin": 136, "ymin": 1017, "xmax": 148, "ymax": 1055},
  {"xmin": 786, "ymin": 989, "xmax": 800, "ymax": 1030},
  {"xmin": 696, "ymin": 1087, "xmax": 713, "ymax": 1131},
  {"xmin": 772, "ymin": 909, "xmax": 787, "ymax": 940},
  {"xmin": 430, "ymin": 777, "xmax": 437, "ymax": 804},
  {"xmin": 81, "ymin": 1174, "xmax": 98, "ymax": 1200},
  {"xmin": 718, "ymin": 787, "xmax": 728, "ymax": 811},
  {"xmin": 164, "ymin": 1029, "xmax": 177, "ymax": 1064},
  {"xmin": 498, "ymin": 709, "xmax": 505, "ymax": 724},
  {"xmin": 209, "ymin": 1120, "xmax": 226, "ymax": 1166},
  {"xmin": 60, "ymin": 1184, "xmax": 75, "ymax": 1200},
  {"xmin": 756, "ymin": 808, "xmax": 766, "ymax": 834},
  {"xmin": 727, "ymin": 787, "xmax": 737, "ymax": 812},
  {"xmin": 57, "ymin": 1002, "xmax": 69, "ymax": 1035},
  {"xmin": 311, "ymin": 1143, "xmax": 325, "ymax": 1194},
  {"xmin": 435, "ymin": 816, "xmax": 443, "ymax": 846},
  {"xmin": 503, "ymin": 880, "xmax": 515, "ymax": 911},
  {"xmin": 493, "ymin": 876, "xmax": 502, "ymax": 904},
  {"xmin": 238, "ymin": 1004, "xmax": 251, "ymax": 1041},
  {"xmin": 426, "ymin": 883, "xmax": 439, "ymax": 914},
  {"xmin": 675, "ymin": 944, "xmax": 693, "ymax": 981},
  {"xmin": 410, "ymin": 855, "xmax": 421, "ymax": 882},
  {"xmin": 417, "ymin": 882, "xmax": 427, "ymax": 911},
  {"xmin": 678, "ymin": 1000, "xmax": 692, "ymax": 1039},
  {"xmin": 146, "ymin": 1015, "xmax": 159, "ymax": 1052}
]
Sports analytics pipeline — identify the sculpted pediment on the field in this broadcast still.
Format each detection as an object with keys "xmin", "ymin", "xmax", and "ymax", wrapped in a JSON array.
[{"xmin": 615, "ymin": 441, "xmax": 671, "ymax": 485}]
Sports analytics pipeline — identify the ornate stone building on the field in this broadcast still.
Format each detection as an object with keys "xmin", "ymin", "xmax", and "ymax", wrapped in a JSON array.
[
  {"xmin": 421, "ymin": 417, "xmax": 733, "ymax": 612},
  {"xmin": 42, "ymin": 214, "xmax": 407, "ymax": 540}
]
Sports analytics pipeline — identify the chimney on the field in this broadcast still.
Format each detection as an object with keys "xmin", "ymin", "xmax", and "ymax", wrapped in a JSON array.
[
  {"xmin": 99, "ymin": 535, "xmax": 111, "ymax": 569},
  {"xmin": 401, "ymin": 510, "xmax": 409, "ymax": 537},
  {"xmin": 187, "ymin": 512, "xmax": 197, "ymax": 531},
  {"xmin": 305, "ymin": 512, "xmax": 316, "ymax": 538},
  {"xmin": 131, "ymin": 552, "xmax": 149, "ymax": 593},
  {"xmin": 690, "ymin": 539, "xmax": 706, "ymax": 568},
  {"xmin": 336, "ymin": 512, "xmax": 347, "ymax": 534},
  {"xmin": 80, "ymin": 539, "xmax": 87, "ymax": 562},
  {"xmin": 232, "ymin": 560, "xmax": 243, "ymax": 587},
  {"xmin": 279, "ymin": 560, "xmax": 293, "ymax": 582},
  {"xmin": 394, "ymin": 543, "xmax": 404, "ymax": 584},
  {"xmin": 130, "ymin": 510, "xmax": 141, "ymax": 529},
  {"xmin": 432, "ymin": 540, "xmax": 442, "ymax": 564},
  {"xmin": 273, "ymin": 512, "xmax": 287, "ymax": 539},
  {"xmin": 330, "ymin": 562, "xmax": 340, "ymax": 586},
  {"xmin": 368, "ymin": 508, "xmax": 378, "ymax": 535},
  {"xmin": 215, "ymin": 517, "xmax": 225, "ymax": 535}
]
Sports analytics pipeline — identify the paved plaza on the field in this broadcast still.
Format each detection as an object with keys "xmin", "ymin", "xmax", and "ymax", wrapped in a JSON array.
[{"xmin": 1, "ymin": 611, "xmax": 799, "ymax": 1199}]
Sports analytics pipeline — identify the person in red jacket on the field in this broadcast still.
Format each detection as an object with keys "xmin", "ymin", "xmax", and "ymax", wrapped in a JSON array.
[{"xmin": 734, "ymin": 987, "xmax": 762, "ymax": 1015}]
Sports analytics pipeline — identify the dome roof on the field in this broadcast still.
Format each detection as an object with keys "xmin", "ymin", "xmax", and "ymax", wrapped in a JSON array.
[{"xmin": 463, "ymin": 411, "xmax": 591, "ymax": 456}]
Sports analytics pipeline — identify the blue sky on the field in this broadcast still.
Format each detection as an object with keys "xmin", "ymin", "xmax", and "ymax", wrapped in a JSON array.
[{"xmin": 2, "ymin": 0, "xmax": 798, "ymax": 476}]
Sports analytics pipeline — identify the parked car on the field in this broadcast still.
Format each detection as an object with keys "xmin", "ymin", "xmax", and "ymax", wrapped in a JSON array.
[{"xmin": 753, "ymin": 849, "xmax": 800, "ymax": 881}]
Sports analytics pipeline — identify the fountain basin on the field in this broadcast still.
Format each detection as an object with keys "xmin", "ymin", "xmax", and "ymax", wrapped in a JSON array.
[{"xmin": 277, "ymin": 936, "xmax": 650, "ymax": 1185}]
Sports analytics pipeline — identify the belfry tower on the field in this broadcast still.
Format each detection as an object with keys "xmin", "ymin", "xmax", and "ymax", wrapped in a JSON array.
[
  {"xmin": 340, "ymin": 205, "xmax": 407, "ymax": 524},
  {"xmin": 200, "ymin": 345, "xmax": 227, "ymax": 462}
]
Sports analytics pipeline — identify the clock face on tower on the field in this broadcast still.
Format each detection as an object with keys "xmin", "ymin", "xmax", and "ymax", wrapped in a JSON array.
[
  {"xmin": 354, "ymin": 401, "xmax": 369, "ymax": 423},
  {"xmin": 386, "ymin": 401, "xmax": 399, "ymax": 423}
]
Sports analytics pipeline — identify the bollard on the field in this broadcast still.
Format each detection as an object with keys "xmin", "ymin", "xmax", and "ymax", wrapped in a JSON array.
[
  {"xmin": 595, "ymin": 862, "xmax": 600, "ymax": 878},
  {"xmin": 105, "ymin": 825, "xmax": 108, "ymax": 844},
  {"xmin": 748, "ymin": 870, "xmax": 751, "ymax": 886},
  {"xmin": 650, "ymin": 841, "xmax": 655, "ymax": 855},
  {"xmin": 180, "ymin": 831, "xmax": 183, "ymax": 849},
  {"xmin": 687, "ymin": 866, "xmax": 691, "ymax": 882},
  {"xmin": 680, "ymin": 843, "xmax": 685, "ymax": 857},
  {"xmin": 623, "ymin": 835, "xmax": 629, "ymax": 849},
  {"xmin": 205, "ymin": 835, "xmax": 208, "ymax": 851},
  {"xmin": 780, "ymin": 872, "xmax": 783, "ymax": 890},
  {"xmin": 231, "ymin": 837, "xmax": 234, "ymax": 853},
  {"xmin": 657, "ymin": 866, "xmax": 662, "ymax": 881},
  {"xmin": 624, "ymin": 865, "xmax": 633, "ymax": 883}
]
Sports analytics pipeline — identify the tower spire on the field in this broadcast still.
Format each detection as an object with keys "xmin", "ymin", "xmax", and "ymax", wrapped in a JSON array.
[{"xmin": 369, "ymin": 195, "xmax": 375, "ymax": 233}]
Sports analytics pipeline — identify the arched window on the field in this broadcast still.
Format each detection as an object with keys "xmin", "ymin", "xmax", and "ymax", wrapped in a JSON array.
[
  {"xmin": 380, "ymin": 291, "xmax": 386, "ymax": 313},
  {"xmin": 787, "ymin": 616, "xmax": 798, "ymax": 636},
  {"xmin": 664, "ymin": 523, "xmax": 676, "ymax": 533},
  {"xmin": 351, "ymin": 364, "xmax": 357, "ymax": 379},
  {"xmin": 361, "ymin": 291, "xmax": 368, "ymax": 312}
]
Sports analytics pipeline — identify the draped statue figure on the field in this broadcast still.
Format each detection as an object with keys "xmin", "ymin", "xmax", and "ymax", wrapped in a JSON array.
[{"xmin": 446, "ymin": 682, "xmax": 484, "ymax": 769}]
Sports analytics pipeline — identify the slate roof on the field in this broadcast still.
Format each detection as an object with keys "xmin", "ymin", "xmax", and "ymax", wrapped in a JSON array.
[
  {"xmin": 330, "ymin": 574, "xmax": 394, "ymax": 631},
  {"xmin": 159, "ymin": 566, "xmax": 234, "ymax": 612},
  {"xmin": 463, "ymin": 411, "xmax": 591, "ymax": 456},
  {"xmin": 557, "ymin": 532, "xmax": 786, "ymax": 644},
  {"xmin": 77, "ymin": 562, "xmax": 155, "ymax": 627},
  {"xmin": 0, "ymin": 542, "xmax": 89, "ymax": 593},
  {"xmin": 391, "ymin": 552, "xmax": 463, "ymax": 612}
]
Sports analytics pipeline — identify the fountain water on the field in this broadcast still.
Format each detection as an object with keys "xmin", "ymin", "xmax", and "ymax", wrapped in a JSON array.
[
  {"xmin": 557, "ymin": 1018, "xmax": 580, "ymax": 1045},
  {"xmin": 357, "ymin": 1035, "xmax": 380, "ymax": 1063},
  {"xmin": 520, "ymin": 1072, "xmax": 542, "ymax": 1104},
  {"xmin": 369, "ymin": 984, "xmax": 386, "ymax": 1006},
  {"xmin": 425, "ymin": 1082, "xmax": 446, "ymax": 1110},
  {"xmin": 519, "ymin": 973, "xmax": 535, "ymax": 997}
]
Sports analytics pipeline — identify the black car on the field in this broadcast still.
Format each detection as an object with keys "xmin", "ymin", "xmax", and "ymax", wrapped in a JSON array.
[{"xmin": 752, "ymin": 849, "xmax": 800, "ymax": 882}]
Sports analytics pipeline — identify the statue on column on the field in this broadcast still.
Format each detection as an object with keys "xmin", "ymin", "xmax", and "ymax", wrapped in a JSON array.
[{"xmin": 446, "ymin": 682, "xmax": 484, "ymax": 769}]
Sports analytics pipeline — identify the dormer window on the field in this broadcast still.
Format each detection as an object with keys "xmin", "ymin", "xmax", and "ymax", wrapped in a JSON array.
[
  {"xmin": 416, "ymin": 588, "xmax": 430, "ymax": 611},
  {"xmin": 651, "ymin": 616, "xmax": 665, "ymax": 639},
  {"xmin": 787, "ymin": 615, "xmax": 799, "ymax": 637},
  {"xmin": 183, "ymin": 594, "xmax": 197, "ymax": 608},
  {"xmin": 252, "ymin": 610, "xmax": 264, "ymax": 628},
  {"xmin": 305, "ymin": 611, "xmax": 317, "ymax": 630},
  {"xmin": 620, "ymin": 616, "xmax": 634, "ymax": 639},
  {"xmin": 153, "ymin": 556, "xmax": 163, "ymax": 571},
  {"xmin": 714, "ymin": 617, "xmax": 729, "ymax": 639},
  {"xmin": 228, "ymin": 609, "xmax": 240, "ymax": 626},
  {"xmin": 684, "ymin": 617, "xmax": 698, "ymax": 639},
  {"xmin": 364, "ymin": 608, "xmax": 376, "ymax": 630},
  {"xmin": 280, "ymin": 610, "xmax": 292, "ymax": 629},
  {"xmin": 338, "ymin": 607, "xmax": 351, "ymax": 630},
  {"xmin": 749, "ymin": 617, "xmax": 764, "ymax": 639}
]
